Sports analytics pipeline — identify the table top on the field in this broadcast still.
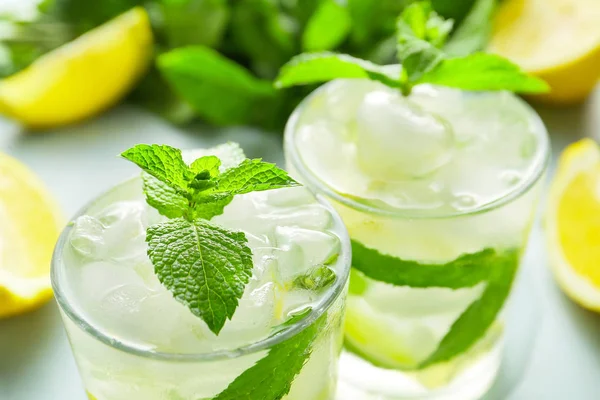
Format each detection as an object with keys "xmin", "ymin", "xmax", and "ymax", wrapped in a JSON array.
[{"xmin": 1, "ymin": 94, "xmax": 599, "ymax": 400}]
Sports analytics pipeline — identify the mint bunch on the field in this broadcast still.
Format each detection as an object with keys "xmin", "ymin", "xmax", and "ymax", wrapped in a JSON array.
[
  {"xmin": 122, "ymin": 144, "xmax": 299, "ymax": 334},
  {"xmin": 275, "ymin": 1, "xmax": 549, "ymax": 96}
]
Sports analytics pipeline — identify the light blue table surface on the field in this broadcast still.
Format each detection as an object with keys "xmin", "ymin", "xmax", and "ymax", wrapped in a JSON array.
[{"xmin": 1, "ymin": 94, "xmax": 599, "ymax": 399}]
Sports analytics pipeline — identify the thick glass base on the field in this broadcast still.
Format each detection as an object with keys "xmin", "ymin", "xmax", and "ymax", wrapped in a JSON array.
[{"xmin": 336, "ymin": 343, "xmax": 501, "ymax": 400}]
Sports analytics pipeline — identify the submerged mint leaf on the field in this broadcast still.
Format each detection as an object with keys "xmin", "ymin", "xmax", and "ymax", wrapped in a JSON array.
[
  {"xmin": 416, "ymin": 52, "xmax": 550, "ymax": 93},
  {"xmin": 420, "ymin": 249, "xmax": 519, "ymax": 367},
  {"xmin": 302, "ymin": 0, "xmax": 352, "ymax": 52},
  {"xmin": 214, "ymin": 313, "xmax": 326, "ymax": 400},
  {"xmin": 293, "ymin": 265, "xmax": 337, "ymax": 291},
  {"xmin": 216, "ymin": 159, "xmax": 300, "ymax": 194},
  {"xmin": 351, "ymin": 240, "xmax": 494, "ymax": 289},
  {"xmin": 444, "ymin": 0, "xmax": 497, "ymax": 57},
  {"xmin": 275, "ymin": 52, "xmax": 402, "ymax": 89},
  {"xmin": 147, "ymin": 218, "xmax": 253, "ymax": 335},
  {"xmin": 142, "ymin": 173, "xmax": 189, "ymax": 219},
  {"xmin": 121, "ymin": 144, "xmax": 191, "ymax": 189}
]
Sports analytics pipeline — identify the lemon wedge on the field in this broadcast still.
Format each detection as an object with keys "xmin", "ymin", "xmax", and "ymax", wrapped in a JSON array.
[
  {"xmin": 546, "ymin": 139, "xmax": 600, "ymax": 311},
  {"xmin": 488, "ymin": 0, "xmax": 600, "ymax": 104},
  {"xmin": 0, "ymin": 152, "xmax": 63, "ymax": 318},
  {"xmin": 0, "ymin": 7, "xmax": 153, "ymax": 129}
]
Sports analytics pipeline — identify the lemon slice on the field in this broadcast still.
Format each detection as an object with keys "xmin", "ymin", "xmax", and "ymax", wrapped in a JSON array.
[
  {"xmin": 488, "ymin": 0, "xmax": 600, "ymax": 104},
  {"xmin": 0, "ymin": 152, "xmax": 63, "ymax": 318},
  {"xmin": 0, "ymin": 7, "xmax": 153, "ymax": 129},
  {"xmin": 546, "ymin": 139, "xmax": 600, "ymax": 311}
]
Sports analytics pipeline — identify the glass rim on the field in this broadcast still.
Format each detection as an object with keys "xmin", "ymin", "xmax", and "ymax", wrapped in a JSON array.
[
  {"xmin": 284, "ymin": 81, "xmax": 551, "ymax": 220},
  {"xmin": 51, "ymin": 177, "xmax": 352, "ymax": 362}
]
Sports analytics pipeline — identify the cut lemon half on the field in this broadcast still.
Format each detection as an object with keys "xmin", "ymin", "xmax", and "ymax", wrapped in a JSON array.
[
  {"xmin": 0, "ymin": 7, "xmax": 153, "ymax": 129},
  {"xmin": 546, "ymin": 139, "xmax": 600, "ymax": 311},
  {"xmin": 0, "ymin": 152, "xmax": 63, "ymax": 318},
  {"xmin": 488, "ymin": 0, "xmax": 600, "ymax": 104}
]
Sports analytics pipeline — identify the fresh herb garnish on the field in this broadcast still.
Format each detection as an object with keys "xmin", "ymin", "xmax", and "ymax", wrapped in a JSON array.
[
  {"xmin": 275, "ymin": 0, "xmax": 548, "ymax": 96},
  {"xmin": 121, "ymin": 143, "xmax": 299, "ymax": 334}
]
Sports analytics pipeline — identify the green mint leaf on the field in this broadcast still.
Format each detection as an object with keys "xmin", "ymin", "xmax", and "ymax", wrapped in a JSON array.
[
  {"xmin": 158, "ymin": 0, "xmax": 229, "ymax": 49},
  {"xmin": 158, "ymin": 46, "xmax": 277, "ymax": 126},
  {"xmin": 420, "ymin": 249, "xmax": 519, "ymax": 367},
  {"xmin": 147, "ymin": 218, "xmax": 253, "ymax": 335},
  {"xmin": 190, "ymin": 192, "xmax": 234, "ymax": 220},
  {"xmin": 293, "ymin": 265, "xmax": 337, "ymax": 291},
  {"xmin": 444, "ymin": 0, "xmax": 497, "ymax": 57},
  {"xmin": 142, "ymin": 173, "xmax": 189, "ymax": 219},
  {"xmin": 275, "ymin": 52, "xmax": 401, "ymax": 89},
  {"xmin": 121, "ymin": 144, "xmax": 191, "ymax": 190},
  {"xmin": 416, "ymin": 52, "xmax": 550, "ymax": 93},
  {"xmin": 213, "ymin": 313, "xmax": 326, "ymax": 400},
  {"xmin": 302, "ymin": 0, "xmax": 352, "ymax": 52},
  {"xmin": 396, "ymin": 2, "xmax": 452, "ymax": 82},
  {"xmin": 351, "ymin": 240, "xmax": 494, "ymax": 289},
  {"xmin": 189, "ymin": 155, "xmax": 221, "ymax": 177},
  {"xmin": 216, "ymin": 159, "xmax": 300, "ymax": 195}
]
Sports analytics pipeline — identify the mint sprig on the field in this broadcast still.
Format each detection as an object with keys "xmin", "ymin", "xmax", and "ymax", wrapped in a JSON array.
[
  {"xmin": 275, "ymin": 1, "xmax": 549, "ymax": 96},
  {"xmin": 122, "ymin": 144, "xmax": 299, "ymax": 334}
]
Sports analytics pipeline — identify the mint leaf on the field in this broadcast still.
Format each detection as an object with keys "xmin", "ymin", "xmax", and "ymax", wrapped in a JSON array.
[
  {"xmin": 302, "ymin": 0, "xmax": 352, "ymax": 52},
  {"xmin": 293, "ymin": 265, "xmax": 337, "ymax": 291},
  {"xmin": 190, "ymin": 192, "xmax": 234, "ymax": 220},
  {"xmin": 275, "ymin": 52, "xmax": 401, "ymax": 89},
  {"xmin": 444, "ymin": 0, "xmax": 497, "ymax": 57},
  {"xmin": 351, "ymin": 240, "xmax": 494, "ymax": 289},
  {"xmin": 213, "ymin": 313, "xmax": 326, "ymax": 400},
  {"xmin": 142, "ymin": 173, "xmax": 188, "ymax": 219},
  {"xmin": 121, "ymin": 144, "xmax": 191, "ymax": 189},
  {"xmin": 190, "ymin": 155, "xmax": 221, "ymax": 177},
  {"xmin": 416, "ymin": 52, "xmax": 550, "ymax": 93},
  {"xmin": 158, "ymin": 46, "xmax": 277, "ymax": 126},
  {"xmin": 420, "ymin": 249, "xmax": 519, "ymax": 367},
  {"xmin": 216, "ymin": 159, "xmax": 300, "ymax": 194},
  {"xmin": 147, "ymin": 218, "xmax": 253, "ymax": 335},
  {"xmin": 396, "ymin": 1, "xmax": 452, "ymax": 82}
]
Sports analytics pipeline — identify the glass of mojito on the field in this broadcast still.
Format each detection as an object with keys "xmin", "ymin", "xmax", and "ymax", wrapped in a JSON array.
[
  {"xmin": 284, "ymin": 78, "xmax": 549, "ymax": 399},
  {"xmin": 51, "ymin": 143, "xmax": 351, "ymax": 400},
  {"xmin": 277, "ymin": 4, "xmax": 550, "ymax": 398}
]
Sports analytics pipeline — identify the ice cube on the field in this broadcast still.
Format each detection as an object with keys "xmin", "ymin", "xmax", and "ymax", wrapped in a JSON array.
[
  {"xmin": 69, "ymin": 216, "xmax": 106, "ymax": 259},
  {"xmin": 321, "ymin": 79, "xmax": 382, "ymax": 125},
  {"xmin": 100, "ymin": 284, "xmax": 151, "ymax": 315},
  {"xmin": 274, "ymin": 226, "xmax": 340, "ymax": 282},
  {"xmin": 263, "ymin": 187, "xmax": 315, "ymax": 208},
  {"xmin": 258, "ymin": 204, "xmax": 333, "ymax": 231},
  {"xmin": 97, "ymin": 201, "xmax": 148, "ymax": 262},
  {"xmin": 356, "ymin": 89, "xmax": 455, "ymax": 180},
  {"xmin": 76, "ymin": 261, "xmax": 145, "ymax": 304}
]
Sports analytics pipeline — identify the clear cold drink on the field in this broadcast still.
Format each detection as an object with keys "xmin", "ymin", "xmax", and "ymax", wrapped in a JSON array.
[
  {"xmin": 284, "ymin": 80, "xmax": 549, "ymax": 400},
  {"xmin": 51, "ymin": 146, "xmax": 351, "ymax": 400}
]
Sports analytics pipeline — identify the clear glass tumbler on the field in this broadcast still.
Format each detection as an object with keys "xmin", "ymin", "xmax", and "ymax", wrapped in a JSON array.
[
  {"xmin": 52, "ymin": 178, "xmax": 351, "ymax": 400},
  {"xmin": 284, "ymin": 80, "xmax": 550, "ymax": 400}
]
